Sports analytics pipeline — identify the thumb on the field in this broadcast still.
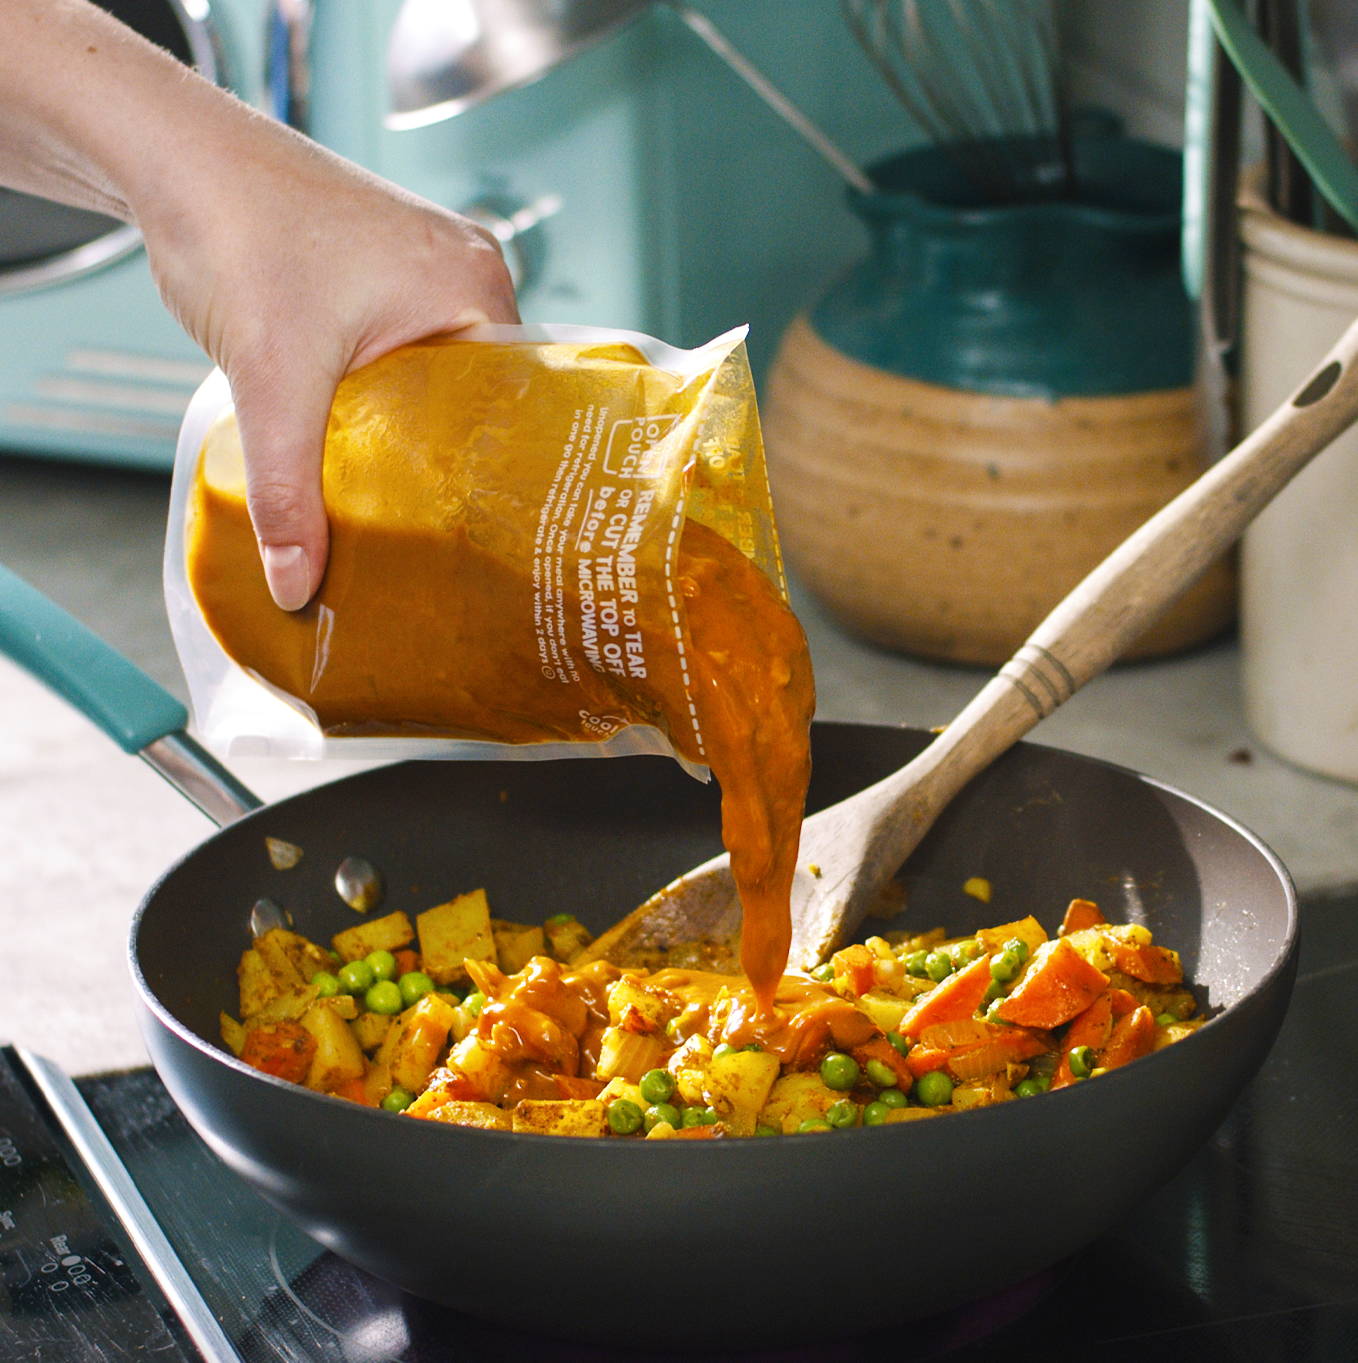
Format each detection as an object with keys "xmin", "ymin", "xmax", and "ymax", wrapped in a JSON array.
[{"xmin": 228, "ymin": 361, "xmax": 335, "ymax": 611}]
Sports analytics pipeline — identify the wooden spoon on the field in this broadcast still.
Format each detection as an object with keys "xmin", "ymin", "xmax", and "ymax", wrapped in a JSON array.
[{"xmin": 583, "ymin": 314, "xmax": 1358, "ymax": 974}]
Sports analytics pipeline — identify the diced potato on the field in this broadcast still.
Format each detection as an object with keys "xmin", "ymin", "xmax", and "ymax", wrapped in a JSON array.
[
  {"xmin": 952, "ymin": 1076, "xmax": 1012, "ymax": 1109},
  {"xmin": 417, "ymin": 891, "xmax": 495, "ymax": 984},
  {"xmin": 598, "ymin": 1077, "xmax": 646, "ymax": 1110},
  {"xmin": 544, "ymin": 914, "xmax": 593, "ymax": 964},
  {"xmin": 1154, "ymin": 1018, "xmax": 1204, "ymax": 1050},
  {"xmin": 596, "ymin": 1027, "xmax": 664, "ymax": 1084},
  {"xmin": 423, "ymin": 1100, "xmax": 513, "ymax": 1131},
  {"xmin": 447, "ymin": 1035, "xmax": 514, "ymax": 1103},
  {"xmin": 332, "ymin": 911, "xmax": 416, "ymax": 964},
  {"xmin": 757, "ymin": 1072, "xmax": 842, "ymax": 1134},
  {"xmin": 300, "ymin": 1000, "xmax": 366, "ymax": 1092},
  {"xmin": 350, "ymin": 1011, "xmax": 395, "ymax": 1053},
  {"xmin": 975, "ymin": 916, "xmax": 1047, "ymax": 957},
  {"xmin": 363, "ymin": 1061, "xmax": 393, "ymax": 1107},
  {"xmin": 646, "ymin": 1121, "xmax": 677, "ymax": 1139},
  {"xmin": 666, "ymin": 1035, "xmax": 713, "ymax": 1106},
  {"xmin": 323, "ymin": 994, "xmax": 358, "ymax": 1021},
  {"xmin": 511, "ymin": 1099, "xmax": 608, "ymax": 1137},
  {"xmin": 1060, "ymin": 926, "xmax": 1116, "ymax": 973},
  {"xmin": 388, "ymin": 993, "xmax": 461, "ymax": 1093},
  {"xmin": 246, "ymin": 983, "xmax": 319, "ymax": 1027},
  {"xmin": 854, "ymin": 988, "xmax": 912, "ymax": 1036},
  {"xmin": 607, "ymin": 975, "xmax": 678, "ymax": 1033},
  {"xmin": 491, "ymin": 920, "xmax": 546, "ymax": 973},
  {"xmin": 257, "ymin": 928, "xmax": 332, "ymax": 986},
  {"xmin": 703, "ymin": 1050, "xmax": 781, "ymax": 1125},
  {"xmin": 219, "ymin": 1012, "xmax": 246, "ymax": 1056},
  {"xmin": 238, "ymin": 949, "xmax": 282, "ymax": 1018},
  {"xmin": 252, "ymin": 929, "xmax": 309, "ymax": 991}
]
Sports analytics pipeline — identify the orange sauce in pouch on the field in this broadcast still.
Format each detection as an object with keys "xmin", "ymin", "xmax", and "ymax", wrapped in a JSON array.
[{"xmin": 187, "ymin": 334, "xmax": 814, "ymax": 1009}]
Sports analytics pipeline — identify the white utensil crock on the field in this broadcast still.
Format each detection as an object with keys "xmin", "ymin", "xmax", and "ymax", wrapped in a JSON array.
[{"xmin": 1240, "ymin": 187, "xmax": 1358, "ymax": 782}]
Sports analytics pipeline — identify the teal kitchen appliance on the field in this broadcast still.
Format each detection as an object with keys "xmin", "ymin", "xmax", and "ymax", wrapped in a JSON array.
[{"xmin": 0, "ymin": 0, "xmax": 906, "ymax": 473}]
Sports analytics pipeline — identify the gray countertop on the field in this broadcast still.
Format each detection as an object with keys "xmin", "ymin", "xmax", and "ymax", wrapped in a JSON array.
[{"xmin": 3, "ymin": 453, "xmax": 1356, "ymax": 1076}]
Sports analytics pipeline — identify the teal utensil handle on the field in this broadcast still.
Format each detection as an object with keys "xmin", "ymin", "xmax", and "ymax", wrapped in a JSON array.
[
  {"xmin": 1207, "ymin": 0, "xmax": 1358, "ymax": 232},
  {"xmin": 0, "ymin": 564, "xmax": 188, "ymax": 752}
]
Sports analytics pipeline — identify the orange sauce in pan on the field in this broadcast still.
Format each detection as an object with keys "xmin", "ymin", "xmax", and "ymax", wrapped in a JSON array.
[{"xmin": 189, "ymin": 464, "xmax": 813, "ymax": 1013}]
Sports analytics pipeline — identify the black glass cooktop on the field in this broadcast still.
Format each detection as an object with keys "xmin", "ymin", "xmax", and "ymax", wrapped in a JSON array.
[{"xmin": 2, "ymin": 890, "xmax": 1356, "ymax": 1363}]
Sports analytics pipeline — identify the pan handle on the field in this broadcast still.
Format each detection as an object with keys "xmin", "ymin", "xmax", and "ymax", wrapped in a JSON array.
[{"xmin": 0, "ymin": 565, "xmax": 262, "ymax": 826}]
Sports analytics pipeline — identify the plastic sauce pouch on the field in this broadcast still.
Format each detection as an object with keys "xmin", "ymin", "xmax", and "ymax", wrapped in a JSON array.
[{"xmin": 165, "ymin": 323, "xmax": 791, "ymax": 773}]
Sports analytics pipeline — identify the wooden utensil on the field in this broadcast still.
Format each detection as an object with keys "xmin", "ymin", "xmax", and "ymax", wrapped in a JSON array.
[{"xmin": 586, "ymin": 312, "xmax": 1358, "ymax": 973}]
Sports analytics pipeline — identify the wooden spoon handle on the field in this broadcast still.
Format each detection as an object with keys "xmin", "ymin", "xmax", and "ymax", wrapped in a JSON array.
[{"xmin": 866, "ymin": 314, "xmax": 1358, "ymax": 866}]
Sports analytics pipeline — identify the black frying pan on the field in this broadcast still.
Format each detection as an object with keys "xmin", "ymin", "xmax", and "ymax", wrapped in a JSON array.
[{"xmin": 0, "ymin": 567, "xmax": 1297, "ymax": 1348}]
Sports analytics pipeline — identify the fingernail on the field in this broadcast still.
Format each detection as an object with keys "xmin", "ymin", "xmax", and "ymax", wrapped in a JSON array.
[{"xmin": 262, "ymin": 544, "xmax": 312, "ymax": 611}]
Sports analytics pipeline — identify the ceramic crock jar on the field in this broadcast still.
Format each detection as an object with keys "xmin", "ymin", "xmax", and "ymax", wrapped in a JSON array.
[{"xmin": 762, "ymin": 131, "xmax": 1235, "ymax": 664}]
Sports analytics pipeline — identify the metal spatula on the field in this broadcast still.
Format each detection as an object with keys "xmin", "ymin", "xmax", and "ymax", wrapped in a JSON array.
[{"xmin": 585, "ymin": 312, "xmax": 1358, "ymax": 974}]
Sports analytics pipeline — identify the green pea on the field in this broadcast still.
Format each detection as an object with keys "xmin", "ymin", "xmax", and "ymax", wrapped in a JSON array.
[
  {"xmin": 644, "ymin": 1103, "xmax": 681, "ymax": 1132},
  {"xmin": 1036, "ymin": 1075, "xmax": 1052, "ymax": 1092},
  {"xmin": 864, "ymin": 1059, "xmax": 897, "ymax": 1089},
  {"xmin": 607, "ymin": 1099, "xmax": 644, "ymax": 1135},
  {"xmin": 754, "ymin": 1124, "xmax": 780, "ymax": 1137},
  {"xmin": 982, "ymin": 979, "xmax": 1005, "ymax": 1004},
  {"xmin": 925, "ymin": 951, "xmax": 954, "ymax": 983},
  {"xmin": 989, "ymin": 950, "xmax": 1021, "ymax": 983},
  {"xmin": 886, "ymin": 1031, "xmax": 910, "ymax": 1057},
  {"xmin": 878, "ymin": 1087, "xmax": 908, "ymax": 1109},
  {"xmin": 862, "ymin": 1101, "xmax": 891, "ymax": 1126},
  {"xmin": 948, "ymin": 939, "xmax": 978, "ymax": 967},
  {"xmin": 544, "ymin": 912, "xmax": 573, "ymax": 926},
  {"xmin": 1068, "ymin": 1045, "xmax": 1096, "ymax": 1079},
  {"xmin": 798, "ymin": 1118, "xmax": 833, "ymax": 1133},
  {"xmin": 338, "ymin": 960, "xmax": 375, "ymax": 995},
  {"xmin": 310, "ymin": 971, "xmax": 340, "ymax": 997},
  {"xmin": 904, "ymin": 950, "xmax": 931, "ymax": 977},
  {"xmin": 364, "ymin": 950, "xmax": 397, "ymax": 983},
  {"xmin": 820, "ymin": 1052, "xmax": 860, "ymax": 1091},
  {"xmin": 382, "ymin": 1087, "xmax": 413, "ymax": 1113},
  {"xmin": 809, "ymin": 963, "xmax": 836, "ymax": 982},
  {"xmin": 1004, "ymin": 937, "xmax": 1031, "ymax": 963},
  {"xmin": 1014, "ymin": 1079, "xmax": 1043, "ymax": 1098},
  {"xmin": 364, "ymin": 980, "xmax": 404, "ymax": 1015},
  {"xmin": 985, "ymin": 997, "xmax": 1010, "ymax": 1024},
  {"xmin": 742, "ymin": 1042, "xmax": 763, "ymax": 1053},
  {"xmin": 914, "ymin": 1070, "xmax": 954, "ymax": 1108},
  {"xmin": 639, "ymin": 1069, "xmax": 676, "ymax": 1105},
  {"xmin": 398, "ymin": 971, "xmax": 435, "ymax": 1007},
  {"xmin": 712, "ymin": 1042, "xmax": 738, "ymax": 1059},
  {"xmin": 680, "ymin": 1107, "xmax": 709, "ymax": 1128},
  {"xmin": 328, "ymin": 949, "xmax": 341, "ymax": 964},
  {"xmin": 463, "ymin": 991, "xmax": 486, "ymax": 1017},
  {"xmin": 826, "ymin": 1099, "xmax": 858, "ymax": 1129},
  {"xmin": 1155, "ymin": 1012, "xmax": 1178, "ymax": 1027}
]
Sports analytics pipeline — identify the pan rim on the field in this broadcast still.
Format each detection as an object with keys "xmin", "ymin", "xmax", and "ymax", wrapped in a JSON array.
[{"xmin": 126, "ymin": 721, "xmax": 1300, "ymax": 1145}]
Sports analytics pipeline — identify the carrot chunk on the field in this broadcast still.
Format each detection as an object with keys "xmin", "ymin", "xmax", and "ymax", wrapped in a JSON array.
[
  {"xmin": 1108, "ymin": 988, "xmax": 1140, "ymax": 1018},
  {"xmin": 1059, "ymin": 899, "xmax": 1106, "ymax": 936},
  {"xmin": 1104, "ymin": 939, "xmax": 1183, "ymax": 985},
  {"xmin": 1050, "ymin": 993, "xmax": 1114, "ymax": 1090},
  {"xmin": 240, "ymin": 1021, "xmax": 316, "ymax": 1085},
  {"xmin": 900, "ymin": 956, "xmax": 995, "ymax": 1036},
  {"xmin": 831, "ymin": 944, "xmax": 876, "ymax": 997},
  {"xmin": 394, "ymin": 948, "xmax": 421, "ymax": 977},
  {"xmin": 1100, "ymin": 1006, "xmax": 1157, "ymax": 1069},
  {"xmin": 995, "ymin": 938, "xmax": 1109, "ymax": 1030},
  {"xmin": 332, "ymin": 1075, "xmax": 373, "ymax": 1106}
]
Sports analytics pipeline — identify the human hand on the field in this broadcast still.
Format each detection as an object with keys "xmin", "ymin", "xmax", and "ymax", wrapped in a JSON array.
[
  {"xmin": 141, "ymin": 110, "xmax": 519, "ymax": 608},
  {"xmin": 0, "ymin": 0, "xmax": 518, "ymax": 609}
]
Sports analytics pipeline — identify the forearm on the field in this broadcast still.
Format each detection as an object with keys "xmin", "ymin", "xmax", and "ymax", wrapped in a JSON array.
[{"xmin": 0, "ymin": 0, "xmax": 202, "ymax": 218}]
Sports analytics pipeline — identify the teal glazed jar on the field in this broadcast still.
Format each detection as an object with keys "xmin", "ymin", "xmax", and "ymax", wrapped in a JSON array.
[
  {"xmin": 812, "ymin": 132, "xmax": 1194, "ymax": 398},
  {"xmin": 763, "ymin": 131, "xmax": 1234, "ymax": 665}
]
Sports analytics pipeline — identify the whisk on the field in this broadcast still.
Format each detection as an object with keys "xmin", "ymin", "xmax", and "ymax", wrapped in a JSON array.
[{"xmin": 842, "ymin": 0, "xmax": 1073, "ymax": 201}]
